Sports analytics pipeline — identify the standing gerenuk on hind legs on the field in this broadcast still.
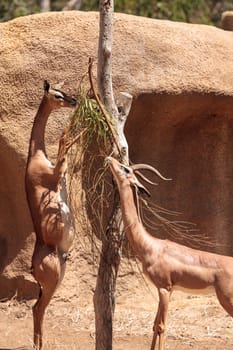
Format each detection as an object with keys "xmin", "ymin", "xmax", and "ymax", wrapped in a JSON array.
[{"xmin": 25, "ymin": 81, "xmax": 77, "ymax": 349}]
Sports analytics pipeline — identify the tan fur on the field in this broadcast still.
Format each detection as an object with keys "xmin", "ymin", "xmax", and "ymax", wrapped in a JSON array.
[
  {"xmin": 25, "ymin": 81, "xmax": 76, "ymax": 349},
  {"xmin": 106, "ymin": 156, "xmax": 233, "ymax": 350}
]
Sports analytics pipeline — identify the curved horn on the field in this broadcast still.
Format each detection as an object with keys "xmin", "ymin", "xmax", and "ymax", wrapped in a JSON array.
[
  {"xmin": 131, "ymin": 164, "xmax": 172, "ymax": 181},
  {"xmin": 134, "ymin": 170, "xmax": 158, "ymax": 186}
]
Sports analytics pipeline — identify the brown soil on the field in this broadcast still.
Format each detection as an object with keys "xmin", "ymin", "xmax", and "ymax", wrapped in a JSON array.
[
  {"xmin": 1, "ymin": 290, "xmax": 232, "ymax": 349},
  {"xmin": 1, "ymin": 246, "xmax": 232, "ymax": 350}
]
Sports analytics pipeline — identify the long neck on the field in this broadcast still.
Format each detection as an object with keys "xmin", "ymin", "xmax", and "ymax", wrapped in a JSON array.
[
  {"xmin": 118, "ymin": 183, "xmax": 153, "ymax": 258},
  {"xmin": 28, "ymin": 95, "xmax": 52, "ymax": 158}
]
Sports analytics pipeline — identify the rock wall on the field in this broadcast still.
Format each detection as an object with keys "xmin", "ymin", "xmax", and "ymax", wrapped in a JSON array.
[
  {"xmin": 127, "ymin": 93, "xmax": 233, "ymax": 255},
  {"xmin": 0, "ymin": 11, "xmax": 233, "ymax": 299}
]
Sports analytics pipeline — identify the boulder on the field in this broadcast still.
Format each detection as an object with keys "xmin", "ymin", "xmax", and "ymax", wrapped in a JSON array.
[{"xmin": 221, "ymin": 11, "xmax": 233, "ymax": 31}]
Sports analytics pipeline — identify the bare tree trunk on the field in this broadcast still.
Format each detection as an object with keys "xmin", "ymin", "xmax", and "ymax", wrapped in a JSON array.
[
  {"xmin": 40, "ymin": 0, "xmax": 50, "ymax": 12},
  {"xmin": 93, "ymin": 1, "xmax": 132, "ymax": 349},
  {"xmin": 63, "ymin": 0, "xmax": 82, "ymax": 11},
  {"xmin": 97, "ymin": 1, "xmax": 131, "ymax": 162}
]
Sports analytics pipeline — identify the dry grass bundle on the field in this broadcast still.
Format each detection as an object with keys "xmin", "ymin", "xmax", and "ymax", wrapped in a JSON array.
[
  {"xmin": 64, "ymin": 61, "xmax": 219, "ymax": 267},
  {"xmin": 140, "ymin": 197, "xmax": 220, "ymax": 250},
  {"xmin": 63, "ymin": 70, "xmax": 115, "ymax": 258}
]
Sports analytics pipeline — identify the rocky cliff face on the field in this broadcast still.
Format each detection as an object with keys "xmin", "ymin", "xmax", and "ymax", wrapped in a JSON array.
[{"xmin": 0, "ymin": 11, "xmax": 233, "ymax": 299}]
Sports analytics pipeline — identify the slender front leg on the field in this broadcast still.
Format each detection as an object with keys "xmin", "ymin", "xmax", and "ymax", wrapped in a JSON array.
[
  {"xmin": 54, "ymin": 131, "xmax": 69, "ymax": 187},
  {"xmin": 150, "ymin": 288, "xmax": 171, "ymax": 350},
  {"xmin": 150, "ymin": 301, "xmax": 161, "ymax": 350},
  {"xmin": 158, "ymin": 288, "xmax": 171, "ymax": 350}
]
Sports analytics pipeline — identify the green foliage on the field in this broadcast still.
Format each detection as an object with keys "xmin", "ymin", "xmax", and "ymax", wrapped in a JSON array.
[
  {"xmin": 0, "ymin": 0, "xmax": 233, "ymax": 26},
  {"xmin": 111, "ymin": 0, "xmax": 233, "ymax": 26},
  {"xmin": 68, "ymin": 77, "xmax": 113, "ymax": 146},
  {"xmin": 0, "ymin": 0, "xmax": 39, "ymax": 22},
  {"xmin": 70, "ymin": 93, "xmax": 111, "ymax": 143}
]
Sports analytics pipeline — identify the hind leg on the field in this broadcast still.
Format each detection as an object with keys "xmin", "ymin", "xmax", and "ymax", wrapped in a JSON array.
[
  {"xmin": 215, "ymin": 284, "xmax": 233, "ymax": 317},
  {"xmin": 32, "ymin": 247, "xmax": 61, "ymax": 349}
]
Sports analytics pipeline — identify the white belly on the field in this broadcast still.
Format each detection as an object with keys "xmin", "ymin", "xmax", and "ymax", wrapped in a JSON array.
[{"xmin": 57, "ymin": 188, "xmax": 75, "ymax": 253}]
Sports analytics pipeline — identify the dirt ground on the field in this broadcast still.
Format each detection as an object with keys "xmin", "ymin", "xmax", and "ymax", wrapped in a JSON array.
[{"xmin": 0, "ymin": 271, "xmax": 232, "ymax": 350}]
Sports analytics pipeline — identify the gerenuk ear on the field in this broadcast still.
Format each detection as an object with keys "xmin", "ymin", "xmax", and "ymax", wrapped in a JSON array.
[{"xmin": 44, "ymin": 80, "xmax": 50, "ymax": 93}]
